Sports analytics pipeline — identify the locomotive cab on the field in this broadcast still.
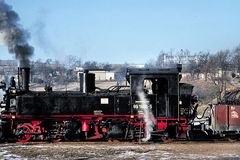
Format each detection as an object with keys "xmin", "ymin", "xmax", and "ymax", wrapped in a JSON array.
[
  {"xmin": 125, "ymin": 65, "xmax": 198, "ymax": 140},
  {"xmin": 127, "ymin": 66, "xmax": 181, "ymax": 118}
]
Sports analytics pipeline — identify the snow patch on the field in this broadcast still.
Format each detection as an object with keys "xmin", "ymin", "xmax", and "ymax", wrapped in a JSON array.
[{"xmin": 0, "ymin": 150, "xmax": 24, "ymax": 160}]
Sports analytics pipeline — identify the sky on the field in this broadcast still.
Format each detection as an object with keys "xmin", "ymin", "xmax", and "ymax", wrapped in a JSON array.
[{"xmin": 0, "ymin": 0, "xmax": 240, "ymax": 64}]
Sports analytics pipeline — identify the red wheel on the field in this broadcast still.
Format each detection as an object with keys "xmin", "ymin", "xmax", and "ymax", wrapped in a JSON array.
[{"xmin": 16, "ymin": 124, "xmax": 32, "ymax": 143}]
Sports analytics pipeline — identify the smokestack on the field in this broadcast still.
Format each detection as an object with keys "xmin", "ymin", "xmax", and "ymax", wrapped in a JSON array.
[
  {"xmin": 79, "ymin": 70, "xmax": 95, "ymax": 93},
  {"xmin": 0, "ymin": 0, "xmax": 34, "ymax": 67},
  {"xmin": 19, "ymin": 67, "xmax": 30, "ymax": 92}
]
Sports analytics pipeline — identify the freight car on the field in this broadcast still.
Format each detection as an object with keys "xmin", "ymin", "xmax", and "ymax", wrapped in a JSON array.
[
  {"xmin": 210, "ymin": 89, "xmax": 240, "ymax": 140},
  {"xmin": 0, "ymin": 64, "xmax": 238, "ymax": 142},
  {"xmin": 185, "ymin": 88, "xmax": 240, "ymax": 141}
]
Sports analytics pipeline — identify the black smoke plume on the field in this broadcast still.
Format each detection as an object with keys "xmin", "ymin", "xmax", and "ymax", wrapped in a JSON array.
[{"xmin": 0, "ymin": 0, "xmax": 33, "ymax": 67}]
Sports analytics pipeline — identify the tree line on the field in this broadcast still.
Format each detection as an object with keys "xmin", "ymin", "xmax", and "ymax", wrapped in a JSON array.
[
  {"xmin": 30, "ymin": 55, "xmax": 128, "ymax": 85},
  {"xmin": 3, "ymin": 45, "xmax": 239, "ymax": 101}
]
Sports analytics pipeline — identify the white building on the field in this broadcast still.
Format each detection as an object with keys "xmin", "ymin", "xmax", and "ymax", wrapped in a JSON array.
[
  {"xmin": 89, "ymin": 70, "xmax": 115, "ymax": 81},
  {"xmin": 161, "ymin": 52, "xmax": 199, "ymax": 67},
  {"xmin": 76, "ymin": 69, "xmax": 115, "ymax": 81}
]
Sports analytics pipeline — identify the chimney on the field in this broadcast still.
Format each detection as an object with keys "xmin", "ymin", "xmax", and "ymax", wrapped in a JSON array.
[
  {"xmin": 79, "ymin": 70, "xmax": 95, "ymax": 93},
  {"xmin": 19, "ymin": 67, "xmax": 30, "ymax": 91}
]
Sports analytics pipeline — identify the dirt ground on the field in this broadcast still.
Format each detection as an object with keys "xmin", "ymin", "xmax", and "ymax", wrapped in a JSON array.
[{"xmin": 1, "ymin": 141, "xmax": 240, "ymax": 160}]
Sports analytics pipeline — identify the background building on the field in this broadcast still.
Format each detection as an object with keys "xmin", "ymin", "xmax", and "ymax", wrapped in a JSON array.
[{"xmin": 160, "ymin": 52, "xmax": 199, "ymax": 68}]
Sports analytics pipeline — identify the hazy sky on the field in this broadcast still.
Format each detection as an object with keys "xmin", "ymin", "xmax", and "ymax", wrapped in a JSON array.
[{"xmin": 0, "ymin": 0, "xmax": 240, "ymax": 64}]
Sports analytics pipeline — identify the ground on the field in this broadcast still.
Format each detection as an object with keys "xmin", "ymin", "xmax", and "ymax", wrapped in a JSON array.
[{"xmin": 1, "ymin": 141, "xmax": 240, "ymax": 160}]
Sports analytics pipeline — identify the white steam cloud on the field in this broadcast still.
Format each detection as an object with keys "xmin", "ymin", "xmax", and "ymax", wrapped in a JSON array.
[{"xmin": 137, "ymin": 86, "xmax": 156, "ymax": 142}]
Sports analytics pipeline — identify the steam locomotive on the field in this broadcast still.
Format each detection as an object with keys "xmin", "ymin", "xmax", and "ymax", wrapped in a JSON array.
[{"xmin": 0, "ymin": 64, "xmax": 239, "ymax": 142}]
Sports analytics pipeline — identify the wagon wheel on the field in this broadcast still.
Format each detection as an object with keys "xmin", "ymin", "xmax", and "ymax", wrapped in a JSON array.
[
  {"xmin": 51, "ymin": 134, "xmax": 63, "ymax": 143},
  {"xmin": 227, "ymin": 136, "xmax": 238, "ymax": 142},
  {"xmin": 16, "ymin": 124, "xmax": 33, "ymax": 143},
  {"xmin": 50, "ymin": 129, "xmax": 63, "ymax": 143},
  {"xmin": 161, "ymin": 136, "xmax": 172, "ymax": 143}
]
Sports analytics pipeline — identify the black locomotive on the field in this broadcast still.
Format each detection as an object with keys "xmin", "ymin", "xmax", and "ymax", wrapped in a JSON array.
[{"xmin": 1, "ymin": 64, "xmax": 238, "ymax": 142}]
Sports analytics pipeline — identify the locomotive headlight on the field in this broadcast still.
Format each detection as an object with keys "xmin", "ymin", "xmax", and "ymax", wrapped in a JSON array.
[
  {"xmin": 10, "ymin": 89, "xmax": 16, "ymax": 94},
  {"xmin": 11, "ymin": 115, "xmax": 16, "ymax": 119},
  {"xmin": 179, "ymin": 100, "xmax": 182, "ymax": 105},
  {"xmin": 130, "ymin": 115, "xmax": 134, "ymax": 118}
]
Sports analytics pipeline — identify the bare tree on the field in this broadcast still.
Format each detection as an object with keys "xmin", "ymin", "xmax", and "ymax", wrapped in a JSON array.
[
  {"xmin": 115, "ymin": 63, "xmax": 129, "ymax": 84},
  {"xmin": 198, "ymin": 52, "xmax": 210, "ymax": 81},
  {"xmin": 98, "ymin": 62, "xmax": 112, "ymax": 70},
  {"xmin": 145, "ymin": 59, "xmax": 157, "ymax": 68},
  {"xmin": 207, "ymin": 50, "xmax": 231, "ymax": 100},
  {"xmin": 185, "ymin": 51, "xmax": 209, "ymax": 80},
  {"xmin": 232, "ymin": 45, "xmax": 240, "ymax": 73},
  {"xmin": 186, "ymin": 59, "xmax": 198, "ymax": 80},
  {"xmin": 83, "ymin": 61, "xmax": 98, "ymax": 69},
  {"xmin": 65, "ymin": 55, "xmax": 82, "ymax": 69},
  {"xmin": 155, "ymin": 51, "xmax": 165, "ymax": 68}
]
